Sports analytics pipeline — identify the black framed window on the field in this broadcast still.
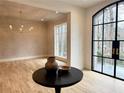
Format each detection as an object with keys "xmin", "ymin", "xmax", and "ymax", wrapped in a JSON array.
[{"xmin": 92, "ymin": 1, "xmax": 124, "ymax": 81}]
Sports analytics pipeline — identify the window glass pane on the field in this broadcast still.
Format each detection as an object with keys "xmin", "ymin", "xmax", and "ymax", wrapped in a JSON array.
[
  {"xmin": 103, "ymin": 58, "xmax": 114, "ymax": 76},
  {"xmin": 116, "ymin": 60, "xmax": 124, "ymax": 79},
  {"xmin": 93, "ymin": 57, "xmax": 102, "ymax": 72},
  {"xmin": 54, "ymin": 23, "xmax": 67, "ymax": 58},
  {"xmin": 117, "ymin": 22, "xmax": 124, "ymax": 40},
  {"xmin": 104, "ymin": 23, "xmax": 115, "ymax": 40},
  {"xmin": 94, "ymin": 11, "xmax": 103, "ymax": 25},
  {"xmin": 104, "ymin": 4, "xmax": 116, "ymax": 23},
  {"xmin": 119, "ymin": 42, "xmax": 124, "ymax": 60},
  {"xmin": 93, "ymin": 25, "xmax": 103, "ymax": 40},
  {"xmin": 103, "ymin": 42, "xmax": 112, "ymax": 58},
  {"xmin": 93, "ymin": 41, "xmax": 102, "ymax": 56},
  {"xmin": 118, "ymin": 2, "xmax": 124, "ymax": 21}
]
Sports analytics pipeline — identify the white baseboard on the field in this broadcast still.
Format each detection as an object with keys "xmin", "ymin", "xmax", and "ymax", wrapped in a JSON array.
[{"xmin": 0, "ymin": 55, "xmax": 48, "ymax": 62}]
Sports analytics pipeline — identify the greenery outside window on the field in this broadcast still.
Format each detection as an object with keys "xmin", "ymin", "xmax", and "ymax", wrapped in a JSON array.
[{"xmin": 54, "ymin": 23, "xmax": 67, "ymax": 59}]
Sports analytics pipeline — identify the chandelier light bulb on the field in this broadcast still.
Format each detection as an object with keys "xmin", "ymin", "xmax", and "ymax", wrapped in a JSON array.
[
  {"xmin": 8, "ymin": 10, "xmax": 34, "ymax": 33},
  {"xmin": 41, "ymin": 18, "xmax": 44, "ymax": 21},
  {"xmin": 29, "ymin": 26, "xmax": 34, "ymax": 31},
  {"xmin": 21, "ymin": 25, "xmax": 24, "ymax": 28},
  {"xmin": 9, "ymin": 25, "xmax": 13, "ymax": 30},
  {"xmin": 19, "ymin": 28, "xmax": 23, "ymax": 31},
  {"xmin": 56, "ymin": 11, "xmax": 59, "ymax": 14}
]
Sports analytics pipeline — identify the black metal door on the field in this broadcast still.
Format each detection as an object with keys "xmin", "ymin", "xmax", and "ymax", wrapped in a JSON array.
[{"xmin": 92, "ymin": 1, "xmax": 124, "ymax": 80}]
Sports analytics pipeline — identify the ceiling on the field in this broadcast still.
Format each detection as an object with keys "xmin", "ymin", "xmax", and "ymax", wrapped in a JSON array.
[
  {"xmin": 0, "ymin": 0, "xmax": 108, "ymax": 21},
  {"xmin": 57, "ymin": 0, "xmax": 107, "ymax": 8},
  {"xmin": 0, "ymin": 1, "xmax": 66, "ymax": 21},
  {"xmin": 8, "ymin": 0, "xmax": 107, "ymax": 8}
]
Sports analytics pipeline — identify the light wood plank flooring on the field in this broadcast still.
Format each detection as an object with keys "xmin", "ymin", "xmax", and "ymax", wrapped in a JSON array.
[{"xmin": 0, "ymin": 59, "xmax": 124, "ymax": 93}]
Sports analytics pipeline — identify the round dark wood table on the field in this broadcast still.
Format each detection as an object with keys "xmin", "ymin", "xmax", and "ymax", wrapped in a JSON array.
[{"xmin": 32, "ymin": 67, "xmax": 83, "ymax": 93}]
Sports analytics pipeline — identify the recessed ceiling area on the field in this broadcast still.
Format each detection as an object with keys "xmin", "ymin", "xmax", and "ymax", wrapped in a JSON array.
[{"xmin": 0, "ymin": 1, "xmax": 66, "ymax": 21}]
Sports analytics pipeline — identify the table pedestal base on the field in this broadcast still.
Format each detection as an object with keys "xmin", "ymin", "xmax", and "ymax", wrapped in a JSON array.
[{"xmin": 55, "ymin": 87, "xmax": 61, "ymax": 93}]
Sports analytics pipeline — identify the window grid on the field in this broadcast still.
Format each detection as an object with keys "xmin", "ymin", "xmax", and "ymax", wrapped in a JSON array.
[
  {"xmin": 92, "ymin": 0, "xmax": 124, "ymax": 81},
  {"xmin": 54, "ymin": 23, "xmax": 67, "ymax": 59}
]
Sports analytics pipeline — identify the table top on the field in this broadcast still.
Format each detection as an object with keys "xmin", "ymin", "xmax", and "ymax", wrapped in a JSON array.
[{"xmin": 32, "ymin": 67, "xmax": 83, "ymax": 88}]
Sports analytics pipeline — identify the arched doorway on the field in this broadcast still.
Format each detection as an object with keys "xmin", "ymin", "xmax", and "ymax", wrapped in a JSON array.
[{"xmin": 92, "ymin": 1, "xmax": 124, "ymax": 80}]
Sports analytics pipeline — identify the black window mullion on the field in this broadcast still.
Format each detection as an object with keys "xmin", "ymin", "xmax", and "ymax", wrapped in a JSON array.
[
  {"xmin": 93, "ymin": 21, "xmax": 116, "ymax": 26},
  {"xmin": 93, "ymin": 40, "xmax": 115, "ymax": 41},
  {"xmin": 101, "ymin": 10, "xmax": 104, "ymax": 73},
  {"xmin": 93, "ymin": 55, "xmax": 115, "ymax": 59},
  {"xmin": 114, "ymin": 2, "xmax": 118, "ymax": 77},
  {"xmin": 93, "ymin": 24, "xmax": 103, "ymax": 26},
  {"xmin": 91, "ymin": 16, "xmax": 94, "ymax": 70},
  {"xmin": 115, "ymin": 3, "xmax": 118, "ymax": 41},
  {"xmin": 118, "ymin": 20, "xmax": 124, "ymax": 22}
]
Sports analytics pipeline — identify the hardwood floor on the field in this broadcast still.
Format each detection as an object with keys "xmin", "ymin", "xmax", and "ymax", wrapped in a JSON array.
[{"xmin": 0, "ymin": 58, "xmax": 124, "ymax": 93}]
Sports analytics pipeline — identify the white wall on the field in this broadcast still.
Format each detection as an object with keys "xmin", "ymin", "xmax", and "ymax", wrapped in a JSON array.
[
  {"xmin": 84, "ymin": 0, "xmax": 119, "ymax": 70},
  {"xmin": 70, "ymin": 8, "xmax": 85, "ymax": 70}
]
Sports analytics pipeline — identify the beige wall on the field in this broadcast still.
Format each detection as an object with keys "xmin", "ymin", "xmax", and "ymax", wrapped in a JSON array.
[
  {"xmin": 0, "ymin": 16, "xmax": 48, "ymax": 60},
  {"xmin": 8, "ymin": 0, "xmax": 85, "ymax": 70},
  {"xmin": 84, "ymin": 0, "xmax": 119, "ymax": 69},
  {"xmin": 0, "ymin": 0, "xmax": 115, "ymax": 70}
]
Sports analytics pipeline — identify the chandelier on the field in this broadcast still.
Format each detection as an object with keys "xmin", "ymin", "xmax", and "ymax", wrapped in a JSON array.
[{"xmin": 9, "ymin": 10, "xmax": 34, "ymax": 32}]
